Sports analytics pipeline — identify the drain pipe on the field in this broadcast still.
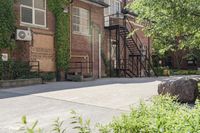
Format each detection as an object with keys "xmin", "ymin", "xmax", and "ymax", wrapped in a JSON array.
[
  {"xmin": 91, "ymin": 23, "xmax": 102, "ymax": 78},
  {"xmin": 98, "ymin": 33, "xmax": 102, "ymax": 78}
]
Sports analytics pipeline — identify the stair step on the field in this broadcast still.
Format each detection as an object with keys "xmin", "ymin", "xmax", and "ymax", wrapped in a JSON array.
[{"xmin": 118, "ymin": 26, "xmax": 157, "ymax": 77}]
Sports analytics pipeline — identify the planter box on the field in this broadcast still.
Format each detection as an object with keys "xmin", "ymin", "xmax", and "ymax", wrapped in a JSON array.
[{"xmin": 0, "ymin": 78, "xmax": 42, "ymax": 88}]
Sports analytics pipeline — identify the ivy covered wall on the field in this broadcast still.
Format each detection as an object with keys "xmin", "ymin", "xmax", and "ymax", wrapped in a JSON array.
[
  {"xmin": 0, "ymin": 0, "xmax": 15, "ymax": 51},
  {"xmin": 48, "ymin": 0, "xmax": 71, "ymax": 72},
  {"xmin": 0, "ymin": 0, "xmax": 70, "ymax": 71}
]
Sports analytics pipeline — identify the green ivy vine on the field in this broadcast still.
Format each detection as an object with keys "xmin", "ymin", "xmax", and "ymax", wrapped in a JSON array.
[
  {"xmin": 48, "ymin": 0, "xmax": 71, "ymax": 71},
  {"xmin": 0, "ymin": 0, "xmax": 15, "ymax": 51}
]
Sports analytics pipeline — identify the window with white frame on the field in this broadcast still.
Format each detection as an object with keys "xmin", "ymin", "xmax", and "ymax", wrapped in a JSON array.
[
  {"xmin": 72, "ymin": 7, "xmax": 89, "ymax": 35},
  {"xmin": 20, "ymin": 0, "xmax": 46, "ymax": 27},
  {"xmin": 104, "ymin": 0, "xmax": 121, "ymax": 16}
]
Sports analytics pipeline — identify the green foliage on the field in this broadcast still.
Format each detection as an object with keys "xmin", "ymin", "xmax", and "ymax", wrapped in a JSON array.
[
  {"xmin": 173, "ymin": 69, "xmax": 200, "ymax": 75},
  {"xmin": 18, "ymin": 95, "xmax": 200, "ymax": 133},
  {"xmin": 154, "ymin": 67, "xmax": 165, "ymax": 76},
  {"xmin": 0, "ymin": 60, "xmax": 36, "ymax": 80},
  {"xmin": 40, "ymin": 72, "xmax": 55, "ymax": 81},
  {"xmin": 55, "ymin": 13, "xmax": 70, "ymax": 71},
  {"xmin": 0, "ymin": 61, "xmax": 56, "ymax": 81},
  {"xmin": 19, "ymin": 110, "xmax": 91, "ymax": 133},
  {"xmin": 96, "ymin": 123, "xmax": 111, "ymax": 133},
  {"xmin": 20, "ymin": 116, "xmax": 42, "ymax": 133},
  {"xmin": 104, "ymin": 95, "xmax": 200, "ymax": 133},
  {"xmin": 48, "ymin": 0, "xmax": 70, "ymax": 71},
  {"xmin": 52, "ymin": 118, "xmax": 66, "ymax": 133},
  {"xmin": 0, "ymin": 0, "xmax": 15, "ymax": 50},
  {"xmin": 154, "ymin": 67, "xmax": 200, "ymax": 76},
  {"xmin": 128, "ymin": 0, "xmax": 200, "ymax": 55},
  {"xmin": 67, "ymin": 74, "xmax": 83, "ymax": 82},
  {"xmin": 70, "ymin": 110, "xmax": 91, "ymax": 133}
]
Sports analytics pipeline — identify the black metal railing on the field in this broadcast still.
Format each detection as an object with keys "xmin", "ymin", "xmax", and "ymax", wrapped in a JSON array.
[
  {"xmin": 68, "ymin": 62, "xmax": 93, "ymax": 77},
  {"xmin": 126, "ymin": 17, "xmax": 158, "ymax": 76},
  {"xmin": 0, "ymin": 61, "xmax": 40, "ymax": 80}
]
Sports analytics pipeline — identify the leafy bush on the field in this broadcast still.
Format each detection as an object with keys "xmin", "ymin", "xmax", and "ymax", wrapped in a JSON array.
[
  {"xmin": 12, "ymin": 61, "xmax": 32, "ymax": 79},
  {"xmin": 0, "ymin": 61, "xmax": 57, "ymax": 81},
  {"xmin": 18, "ymin": 95, "xmax": 200, "ymax": 133},
  {"xmin": 173, "ymin": 70, "xmax": 200, "ymax": 75},
  {"xmin": 40, "ymin": 72, "xmax": 55, "ymax": 81},
  {"xmin": 0, "ymin": 60, "xmax": 34, "ymax": 80},
  {"xmin": 106, "ymin": 95, "xmax": 200, "ymax": 133},
  {"xmin": 155, "ymin": 69, "xmax": 200, "ymax": 76},
  {"xmin": 154, "ymin": 67, "xmax": 164, "ymax": 76},
  {"xmin": 20, "ymin": 110, "xmax": 91, "ymax": 133}
]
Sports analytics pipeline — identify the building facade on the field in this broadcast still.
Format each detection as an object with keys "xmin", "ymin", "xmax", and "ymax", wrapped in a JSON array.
[{"xmin": 8, "ymin": 0, "xmax": 154, "ymax": 80}]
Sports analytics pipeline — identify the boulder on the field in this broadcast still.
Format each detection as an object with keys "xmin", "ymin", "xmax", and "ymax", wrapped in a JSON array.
[{"xmin": 158, "ymin": 77, "xmax": 199, "ymax": 103}]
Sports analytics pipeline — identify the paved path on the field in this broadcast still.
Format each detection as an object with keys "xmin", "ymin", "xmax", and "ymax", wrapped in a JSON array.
[{"xmin": 0, "ymin": 77, "xmax": 176, "ymax": 132}]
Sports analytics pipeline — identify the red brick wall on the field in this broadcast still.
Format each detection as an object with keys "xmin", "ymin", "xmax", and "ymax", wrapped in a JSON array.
[
  {"xmin": 70, "ymin": 0, "xmax": 105, "ymax": 78},
  {"xmin": 13, "ymin": 1, "xmax": 56, "ymax": 72}
]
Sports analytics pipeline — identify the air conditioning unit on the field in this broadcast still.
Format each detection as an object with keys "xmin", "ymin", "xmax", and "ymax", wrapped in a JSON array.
[{"xmin": 16, "ymin": 29, "xmax": 32, "ymax": 41}]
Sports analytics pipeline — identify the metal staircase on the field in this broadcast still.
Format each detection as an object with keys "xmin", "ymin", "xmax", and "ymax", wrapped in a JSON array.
[
  {"xmin": 120, "ymin": 24, "xmax": 157, "ymax": 77},
  {"xmin": 105, "ymin": 14, "xmax": 157, "ymax": 77},
  {"xmin": 114, "ymin": 18, "xmax": 157, "ymax": 77}
]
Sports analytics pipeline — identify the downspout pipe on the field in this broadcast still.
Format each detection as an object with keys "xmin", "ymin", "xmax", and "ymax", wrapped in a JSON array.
[{"xmin": 91, "ymin": 23, "xmax": 102, "ymax": 78}]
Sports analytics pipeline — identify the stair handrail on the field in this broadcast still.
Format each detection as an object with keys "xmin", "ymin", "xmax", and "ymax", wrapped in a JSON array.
[
  {"xmin": 121, "ymin": 25, "xmax": 150, "ymax": 76},
  {"xmin": 126, "ymin": 17, "xmax": 158, "ymax": 76}
]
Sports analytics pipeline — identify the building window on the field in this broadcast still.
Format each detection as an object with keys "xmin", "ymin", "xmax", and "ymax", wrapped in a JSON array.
[
  {"xmin": 104, "ymin": 0, "xmax": 121, "ymax": 16},
  {"xmin": 72, "ymin": 7, "xmax": 89, "ymax": 35},
  {"xmin": 20, "ymin": 0, "xmax": 46, "ymax": 27}
]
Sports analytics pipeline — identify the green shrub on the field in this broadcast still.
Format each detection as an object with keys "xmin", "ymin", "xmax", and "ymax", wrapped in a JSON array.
[
  {"xmin": 0, "ymin": 60, "xmax": 34, "ymax": 80},
  {"xmin": 0, "ymin": 61, "xmax": 57, "ymax": 81},
  {"xmin": 12, "ymin": 61, "xmax": 32, "ymax": 79},
  {"xmin": 106, "ymin": 95, "xmax": 200, "ymax": 133},
  {"xmin": 173, "ymin": 70, "xmax": 200, "ymax": 75},
  {"xmin": 154, "ymin": 67, "xmax": 164, "ymax": 76},
  {"xmin": 20, "ymin": 110, "xmax": 91, "ymax": 133},
  {"xmin": 18, "ymin": 95, "xmax": 200, "ymax": 133},
  {"xmin": 40, "ymin": 72, "xmax": 55, "ymax": 81}
]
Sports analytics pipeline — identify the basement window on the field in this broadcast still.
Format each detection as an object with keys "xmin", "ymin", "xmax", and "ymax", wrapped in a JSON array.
[
  {"xmin": 20, "ymin": 0, "xmax": 46, "ymax": 27},
  {"xmin": 72, "ymin": 7, "xmax": 89, "ymax": 35}
]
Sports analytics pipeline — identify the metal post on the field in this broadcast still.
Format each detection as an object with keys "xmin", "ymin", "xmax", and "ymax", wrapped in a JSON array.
[
  {"xmin": 136, "ymin": 56, "xmax": 139, "ymax": 77},
  {"xmin": 140, "ymin": 56, "xmax": 142, "ymax": 77},
  {"xmin": 109, "ymin": 30, "xmax": 112, "ymax": 77},
  {"xmin": 123, "ymin": 0, "xmax": 127, "ymax": 77},
  {"xmin": 148, "ymin": 37, "xmax": 151, "ymax": 76},
  {"xmin": 118, "ymin": 27, "xmax": 121, "ymax": 77},
  {"xmin": 98, "ymin": 34, "xmax": 102, "ymax": 78},
  {"xmin": 132, "ymin": 57, "xmax": 134, "ymax": 75},
  {"xmin": 116, "ymin": 28, "xmax": 120, "ymax": 77},
  {"xmin": 81, "ymin": 62, "xmax": 83, "ymax": 76}
]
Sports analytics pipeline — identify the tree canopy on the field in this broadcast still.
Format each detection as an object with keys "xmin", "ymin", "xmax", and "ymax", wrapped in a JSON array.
[{"xmin": 128, "ymin": 0, "xmax": 200, "ymax": 56}]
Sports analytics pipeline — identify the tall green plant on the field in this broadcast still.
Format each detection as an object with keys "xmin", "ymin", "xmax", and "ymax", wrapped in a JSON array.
[
  {"xmin": 0, "ymin": 0, "xmax": 15, "ymax": 50},
  {"xmin": 48, "ymin": 0, "xmax": 70, "ymax": 71}
]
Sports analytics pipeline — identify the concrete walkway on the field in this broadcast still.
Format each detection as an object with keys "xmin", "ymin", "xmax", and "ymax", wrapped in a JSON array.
[{"xmin": 0, "ymin": 77, "xmax": 178, "ymax": 132}]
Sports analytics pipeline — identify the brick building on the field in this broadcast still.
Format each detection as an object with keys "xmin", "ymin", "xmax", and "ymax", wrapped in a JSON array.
[{"xmin": 9, "ymin": 0, "xmax": 154, "ymax": 80}]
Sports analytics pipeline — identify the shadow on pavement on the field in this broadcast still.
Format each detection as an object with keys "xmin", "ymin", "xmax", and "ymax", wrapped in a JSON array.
[{"xmin": 0, "ymin": 77, "xmax": 175, "ymax": 99}]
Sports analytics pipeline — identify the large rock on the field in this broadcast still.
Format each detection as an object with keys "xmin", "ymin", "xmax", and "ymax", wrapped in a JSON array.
[{"xmin": 158, "ymin": 77, "xmax": 199, "ymax": 103}]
